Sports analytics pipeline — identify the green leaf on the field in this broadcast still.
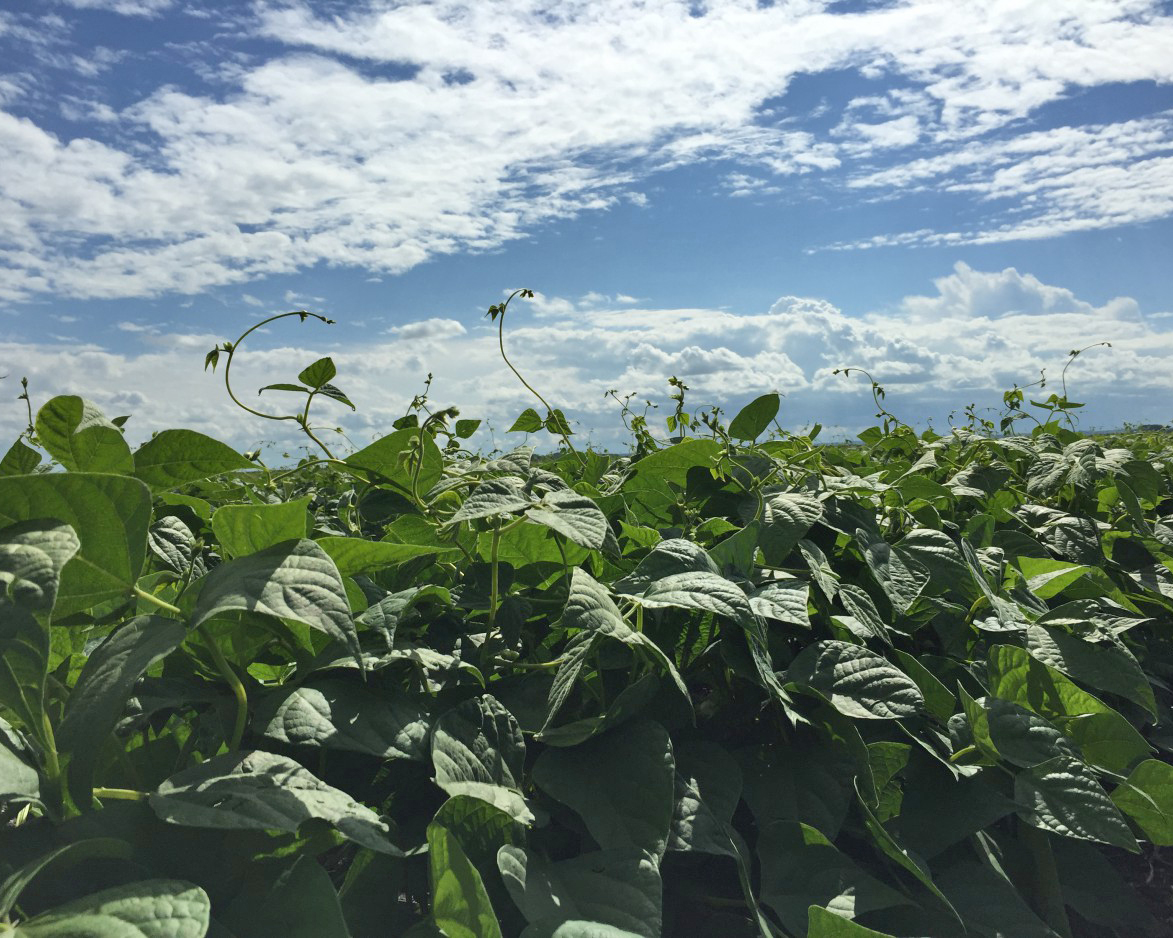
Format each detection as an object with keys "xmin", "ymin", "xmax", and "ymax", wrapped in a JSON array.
[
  {"xmin": 346, "ymin": 427, "xmax": 443, "ymax": 496},
  {"xmin": 0, "ymin": 838, "xmax": 134, "ymax": 920},
  {"xmin": 934, "ymin": 859, "xmax": 1058, "ymax": 938},
  {"xmin": 544, "ymin": 409, "xmax": 573, "ymax": 436},
  {"xmin": 532, "ymin": 719, "xmax": 674, "ymax": 860},
  {"xmin": 146, "ymin": 516, "xmax": 200, "ymax": 578},
  {"xmin": 856, "ymin": 533, "xmax": 929, "ymax": 614},
  {"xmin": 132, "ymin": 430, "xmax": 252, "ymax": 491},
  {"xmin": 787, "ymin": 641, "xmax": 923, "ymax": 720},
  {"xmin": 806, "ymin": 906, "xmax": 899, "ymax": 938},
  {"xmin": 259, "ymin": 383, "xmax": 309, "ymax": 395},
  {"xmin": 614, "ymin": 538, "xmax": 719, "ymax": 594},
  {"xmin": 668, "ymin": 740, "xmax": 742, "ymax": 856},
  {"xmin": 634, "ymin": 571, "xmax": 755, "ymax": 625},
  {"xmin": 455, "ymin": 419, "xmax": 482, "ymax": 439},
  {"xmin": 525, "ymin": 491, "xmax": 612, "ymax": 551},
  {"xmin": 150, "ymin": 750, "xmax": 402, "ymax": 854},
  {"xmin": 317, "ymin": 383, "xmax": 356, "ymax": 410},
  {"xmin": 428, "ymin": 817, "xmax": 504, "ymax": 938},
  {"xmin": 519, "ymin": 923, "xmax": 645, "ymax": 938},
  {"xmin": 498, "ymin": 846, "xmax": 661, "ymax": 938},
  {"xmin": 987, "ymin": 644, "xmax": 1149, "ymax": 774},
  {"xmin": 210, "ymin": 497, "xmax": 311, "ymax": 559},
  {"xmin": 57, "ymin": 615, "xmax": 187, "ymax": 808},
  {"xmin": 758, "ymin": 821, "xmax": 907, "ymax": 937},
  {"xmin": 0, "ymin": 600, "xmax": 49, "ymax": 741},
  {"xmin": 749, "ymin": 578, "xmax": 811, "ymax": 629},
  {"xmin": 621, "ymin": 439, "xmax": 722, "ymax": 526},
  {"xmin": 758, "ymin": 493, "xmax": 823, "ymax": 565},
  {"xmin": 0, "ymin": 740, "xmax": 40, "ymax": 806},
  {"xmin": 298, "ymin": 356, "xmax": 337, "ymax": 389},
  {"xmin": 432, "ymin": 695, "xmax": 533, "ymax": 825},
  {"xmin": 1015, "ymin": 754, "xmax": 1139, "ymax": 850},
  {"xmin": 316, "ymin": 535, "xmax": 460, "ymax": 577},
  {"xmin": 35, "ymin": 395, "xmax": 133, "ymax": 474},
  {"xmin": 256, "ymin": 677, "xmax": 430, "ymax": 761},
  {"xmin": 191, "ymin": 538, "xmax": 360, "ymax": 667},
  {"xmin": 728, "ymin": 393, "xmax": 779, "ymax": 441},
  {"xmin": 221, "ymin": 855, "xmax": 349, "ymax": 938},
  {"xmin": 451, "ymin": 478, "xmax": 533, "ymax": 524},
  {"xmin": 963, "ymin": 692, "xmax": 1079, "ymax": 769},
  {"xmin": 509, "ymin": 408, "xmax": 544, "ymax": 433},
  {"xmin": 0, "ymin": 473, "xmax": 152, "ymax": 618},
  {"xmin": 1110, "ymin": 759, "xmax": 1173, "ymax": 845},
  {"xmin": 1024, "ymin": 624, "xmax": 1157, "ymax": 718},
  {"xmin": 0, "ymin": 438, "xmax": 42, "ymax": 477},
  {"xmin": 0, "ymin": 519, "xmax": 80, "ymax": 613},
  {"xmin": 14, "ymin": 880, "xmax": 210, "ymax": 938}
]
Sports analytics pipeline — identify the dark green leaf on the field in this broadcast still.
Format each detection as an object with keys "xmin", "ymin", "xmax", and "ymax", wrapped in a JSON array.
[
  {"xmin": 132, "ymin": 430, "xmax": 252, "ymax": 491},
  {"xmin": 1016, "ymin": 754, "xmax": 1139, "ymax": 850},
  {"xmin": 35, "ymin": 396, "xmax": 133, "ymax": 474},
  {"xmin": 728, "ymin": 393, "xmax": 779, "ymax": 441},
  {"xmin": 787, "ymin": 641, "xmax": 923, "ymax": 720},
  {"xmin": 298, "ymin": 357, "xmax": 337, "ymax": 389}
]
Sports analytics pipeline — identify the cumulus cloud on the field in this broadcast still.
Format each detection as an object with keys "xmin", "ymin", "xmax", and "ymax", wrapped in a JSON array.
[
  {"xmin": 0, "ymin": 1, "xmax": 1170, "ymax": 301},
  {"xmin": 3, "ymin": 266, "xmax": 1168, "ymax": 454}
]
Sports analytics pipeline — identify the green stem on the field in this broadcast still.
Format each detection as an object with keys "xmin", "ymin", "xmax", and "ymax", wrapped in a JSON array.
[
  {"xmin": 488, "ymin": 526, "xmax": 502, "ymax": 632},
  {"xmin": 204, "ymin": 637, "xmax": 248, "ymax": 751},
  {"xmin": 93, "ymin": 786, "xmax": 149, "ymax": 802},
  {"xmin": 133, "ymin": 586, "xmax": 182, "ymax": 616},
  {"xmin": 39, "ymin": 712, "xmax": 63, "ymax": 818}
]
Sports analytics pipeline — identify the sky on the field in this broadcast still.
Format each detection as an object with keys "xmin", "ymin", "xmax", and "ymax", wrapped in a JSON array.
[{"xmin": 1, "ymin": 0, "xmax": 1172, "ymax": 456}]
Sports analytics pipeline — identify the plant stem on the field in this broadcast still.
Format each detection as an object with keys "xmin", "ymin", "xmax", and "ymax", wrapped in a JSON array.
[
  {"xmin": 93, "ymin": 786, "xmax": 149, "ymax": 802},
  {"xmin": 133, "ymin": 586, "xmax": 182, "ymax": 616},
  {"xmin": 39, "ymin": 712, "xmax": 64, "ymax": 818},
  {"xmin": 204, "ymin": 636, "xmax": 248, "ymax": 750}
]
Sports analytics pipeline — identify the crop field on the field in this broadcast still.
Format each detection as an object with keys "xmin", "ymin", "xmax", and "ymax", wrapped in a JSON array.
[{"xmin": 1, "ymin": 302, "xmax": 1172, "ymax": 938}]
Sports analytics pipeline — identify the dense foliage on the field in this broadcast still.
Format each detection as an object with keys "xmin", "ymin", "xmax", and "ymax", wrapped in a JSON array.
[{"xmin": 1, "ymin": 311, "xmax": 1172, "ymax": 938}]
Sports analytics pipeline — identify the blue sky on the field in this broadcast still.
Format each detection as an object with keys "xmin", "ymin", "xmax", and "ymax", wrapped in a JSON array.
[{"xmin": 2, "ymin": 0, "xmax": 1172, "ymax": 454}]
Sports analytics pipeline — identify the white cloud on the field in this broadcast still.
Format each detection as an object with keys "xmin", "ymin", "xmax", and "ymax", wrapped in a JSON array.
[
  {"xmin": 387, "ymin": 318, "xmax": 467, "ymax": 341},
  {"xmin": 0, "ymin": 1, "xmax": 1170, "ymax": 301},
  {"xmin": 56, "ymin": 0, "xmax": 175, "ymax": 17},
  {"xmin": 4, "ymin": 266, "xmax": 1164, "ymax": 454}
]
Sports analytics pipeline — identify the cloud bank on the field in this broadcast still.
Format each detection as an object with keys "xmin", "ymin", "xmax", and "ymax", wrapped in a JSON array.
[
  {"xmin": 3, "ymin": 265, "xmax": 1167, "ymax": 455},
  {"xmin": 0, "ymin": 1, "xmax": 1171, "ymax": 302}
]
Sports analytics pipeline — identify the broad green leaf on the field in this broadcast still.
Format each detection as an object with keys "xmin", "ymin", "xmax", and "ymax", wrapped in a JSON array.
[
  {"xmin": 35, "ymin": 395, "xmax": 133, "ymax": 474},
  {"xmin": 14, "ymin": 880, "xmax": 209, "ymax": 938},
  {"xmin": 253, "ymin": 677, "xmax": 429, "ymax": 760},
  {"xmin": 835, "ymin": 584, "xmax": 891, "ymax": 645},
  {"xmin": 934, "ymin": 861, "xmax": 1059, "ymax": 938},
  {"xmin": 668, "ymin": 740, "xmax": 742, "ymax": 856},
  {"xmin": 221, "ymin": 855, "xmax": 349, "ymax": 938},
  {"xmin": 787, "ymin": 641, "xmax": 923, "ymax": 720},
  {"xmin": 346, "ymin": 427, "xmax": 443, "ymax": 496},
  {"xmin": 0, "ymin": 519, "xmax": 80, "ymax": 613},
  {"xmin": 0, "ymin": 599, "xmax": 49, "ymax": 740},
  {"xmin": 432, "ymin": 695, "xmax": 532, "ymax": 824},
  {"xmin": 856, "ymin": 533, "xmax": 929, "ymax": 614},
  {"xmin": 0, "ymin": 473, "xmax": 151, "ymax": 618},
  {"xmin": 1110, "ymin": 759, "xmax": 1173, "ymax": 845},
  {"xmin": 1024, "ymin": 624, "xmax": 1157, "ymax": 718},
  {"xmin": 211, "ymin": 497, "xmax": 311, "ymax": 559},
  {"xmin": 894, "ymin": 760, "xmax": 1017, "ymax": 859},
  {"xmin": 509, "ymin": 408, "xmax": 544, "ymax": 433},
  {"xmin": 0, "ymin": 438, "xmax": 42, "ymax": 477},
  {"xmin": 613, "ymin": 538, "xmax": 719, "ymax": 594},
  {"xmin": 1052, "ymin": 839, "xmax": 1158, "ymax": 934},
  {"xmin": 0, "ymin": 741, "xmax": 40, "ymax": 805},
  {"xmin": 987, "ymin": 645, "xmax": 1149, "ymax": 774},
  {"xmin": 1015, "ymin": 754, "xmax": 1139, "ymax": 850},
  {"xmin": 1017, "ymin": 556, "xmax": 1095, "ymax": 599},
  {"xmin": 191, "ymin": 538, "xmax": 360, "ymax": 666},
  {"xmin": 799, "ymin": 538, "xmax": 840, "ymax": 601},
  {"xmin": 728, "ymin": 393, "xmax": 779, "ymax": 441},
  {"xmin": 963, "ymin": 693, "xmax": 1078, "ymax": 769},
  {"xmin": 150, "ymin": 750, "xmax": 402, "ymax": 854},
  {"xmin": 806, "ymin": 906, "xmax": 899, "ymax": 937},
  {"xmin": 749, "ymin": 578, "xmax": 811, "ymax": 628},
  {"xmin": 0, "ymin": 838, "xmax": 134, "ymax": 920},
  {"xmin": 758, "ymin": 492, "xmax": 824, "ymax": 564},
  {"xmin": 892, "ymin": 650, "xmax": 954, "ymax": 722},
  {"xmin": 455, "ymin": 419, "xmax": 482, "ymax": 439},
  {"xmin": 520, "ymin": 923, "xmax": 644, "ymax": 938},
  {"xmin": 316, "ymin": 535, "xmax": 460, "ymax": 576},
  {"xmin": 428, "ymin": 818, "xmax": 503, "ymax": 938},
  {"xmin": 739, "ymin": 735, "xmax": 857, "ymax": 839},
  {"xmin": 758, "ymin": 821, "xmax": 907, "ymax": 937},
  {"xmin": 57, "ymin": 615, "xmax": 187, "ymax": 808},
  {"xmin": 895, "ymin": 528, "xmax": 975, "ymax": 599},
  {"xmin": 853, "ymin": 778, "xmax": 961, "ymax": 925},
  {"xmin": 146, "ymin": 516, "xmax": 200, "ymax": 577},
  {"xmin": 298, "ymin": 356, "xmax": 337, "ymax": 389},
  {"xmin": 556, "ymin": 569, "xmax": 690, "ymax": 706},
  {"xmin": 498, "ymin": 846, "xmax": 661, "ymax": 938},
  {"xmin": 451, "ymin": 477, "xmax": 533, "ymax": 524},
  {"xmin": 525, "ymin": 490, "xmax": 612, "ymax": 551},
  {"xmin": 532, "ymin": 719, "xmax": 674, "ymax": 860},
  {"xmin": 132, "ymin": 430, "xmax": 252, "ymax": 491},
  {"xmin": 635, "ymin": 570, "xmax": 755, "ymax": 625},
  {"xmin": 621, "ymin": 439, "xmax": 722, "ymax": 525}
]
